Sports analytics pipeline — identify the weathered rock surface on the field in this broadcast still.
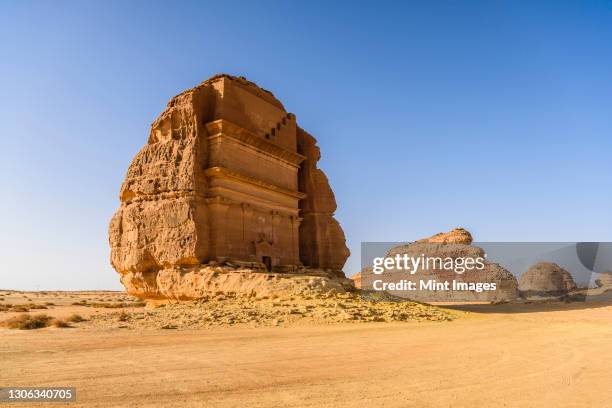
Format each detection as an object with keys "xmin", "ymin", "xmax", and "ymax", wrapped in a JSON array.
[
  {"xmin": 595, "ymin": 271, "xmax": 612, "ymax": 288},
  {"xmin": 358, "ymin": 228, "xmax": 519, "ymax": 302},
  {"xmin": 297, "ymin": 128, "xmax": 350, "ymax": 274},
  {"xmin": 109, "ymin": 74, "xmax": 350, "ymax": 300},
  {"xmin": 351, "ymin": 270, "xmax": 364, "ymax": 289},
  {"xmin": 120, "ymin": 266, "xmax": 355, "ymax": 302},
  {"xmin": 416, "ymin": 227, "xmax": 473, "ymax": 245},
  {"xmin": 519, "ymin": 262, "xmax": 577, "ymax": 297}
]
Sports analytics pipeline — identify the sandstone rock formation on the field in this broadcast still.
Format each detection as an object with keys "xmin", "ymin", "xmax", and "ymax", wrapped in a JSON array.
[
  {"xmin": 518, "ymin": 262, "xmax": 577, "ymax": 297},
  {"xmin": 109, "ymin": 74, "xmax": 350, "ymax": 300},
  {"xmin": 416, "ymin": 227, "xmax": 473, "ymax": 245},
  {"xmin": 298, "ymin": 128, "xmax": 350, "ymax": 273},
  {"xmin": 351, "ymin": 270, "xmax": 364, "ymax": 289},
  {"xmin": 595, "ymin": 271, "xmax": 612, "ymax": 288},
  {"xmin": 125, "ymin": 265, "xmax": 353, "ymax": 303},
  {"xmin": 357, "ymin": 228, "xmax": 519, "ymax": 302}
]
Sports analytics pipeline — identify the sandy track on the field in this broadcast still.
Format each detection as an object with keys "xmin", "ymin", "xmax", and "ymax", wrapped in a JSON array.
[{"xmin": 1, "ymin": 301, "xmax": 611, "ymax": 407}]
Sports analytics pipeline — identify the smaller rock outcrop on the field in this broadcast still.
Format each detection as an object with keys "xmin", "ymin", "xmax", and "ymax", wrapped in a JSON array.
[
  {"xmin": 519, "ymin": 262, "xmax": 577, "ymax": 297},
  {"xmin": 358, "ymin": 228, "xmax": 519, "ymax": 302},
  {"xmin": 595, "ymin": 271, "xmax": 612, "ymax": 288},
  {"xmin": 351, "ymin": 269, "xmax": 366, "ymax": 289},
  {"xmin": 416, "ymin": 227, "xmax": 473, "ymax": 245}
]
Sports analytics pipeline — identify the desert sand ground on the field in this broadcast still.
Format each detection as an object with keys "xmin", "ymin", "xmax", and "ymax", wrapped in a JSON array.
[{"xmin": 1, "ymin": 290, "xmax": 611, "ymax": 408}]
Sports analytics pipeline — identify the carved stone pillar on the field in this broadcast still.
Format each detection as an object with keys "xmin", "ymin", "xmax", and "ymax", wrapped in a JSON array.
[
  {"xmin": 207, "ymin": 197, "xmax": 230, "ymax": 261},
  {"xmin": 271, "ymin": 210, "xmax": 281, "ymax": 266},
  {"xmin": 242, "ymin": 203, "xmax": 255, "ymax": 260},
  {"xmin": 291, "ymin": 215, "xmax": 302, "ymax": 266}
]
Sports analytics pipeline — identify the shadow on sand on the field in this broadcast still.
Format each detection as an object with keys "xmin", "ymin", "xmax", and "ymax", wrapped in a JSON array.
[{"xmin": 439, "ymin": 290, "xmax": 612, "ymax": 314}]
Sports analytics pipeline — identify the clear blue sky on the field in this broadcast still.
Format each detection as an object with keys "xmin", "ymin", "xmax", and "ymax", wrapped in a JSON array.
[{"xmin": 1, "ymin": 1, "xmax": 611, "ymax": 290}]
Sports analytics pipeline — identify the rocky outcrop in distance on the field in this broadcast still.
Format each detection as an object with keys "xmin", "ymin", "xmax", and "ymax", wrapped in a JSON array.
[
  {"xmin": 355, "ymin": 228, "xmax": 519, "ymax": 302},
  {"xmin": 518, "ymin": 262, "xmax": 577, "ymax": 297},
  {"xmin": 596, "ymin": 271, "xmax": 612, "ymax": 288}
]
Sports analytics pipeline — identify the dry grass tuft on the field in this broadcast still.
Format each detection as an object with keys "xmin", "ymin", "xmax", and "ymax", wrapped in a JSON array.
[
  {"xmin": 0, "ymin": 303, "xmax": 49, "ymax": 313},
  {"xmin": 1, "ymin": 314, "xmax": 53, "ymax": 330},
  {"xmin": 50, "ymin": 319, "xmax": 71, "ymax": 328},
  {"xmin": 25, "ymin": 303, "xmax": 48, "ymax": 310},
  {"xmin": 67, "ymin": 314, "xmax": 85, "ymax": 323}
]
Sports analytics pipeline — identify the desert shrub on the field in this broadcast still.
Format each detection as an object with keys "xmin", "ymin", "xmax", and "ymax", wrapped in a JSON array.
[
  {"xmin": 89, "ymin": 302, "xmax": 118, "ymax": 308},
  {"xmin": 45, "ymin": 302, "xmax": 55, "ymax": 306},
  {"xmin": 2, "ymin": 314, "xmax": 53, "ymax": 329},
  {"xmin": 10, "ymin": 305, "xmax": 29, "ymax": 312},
  {"xmin": 71, "ymin": 300, "xmax": 88, "ymax": 306},
  {"xmin": 117, "ymin": 311, "xmax": 129, "ymax": 322},
  {"xmin": 67, "ymin": 314, "xmax": 85, "ymax": 323},
  {"xmin": 25, "ymin": 303, "xmax": 47, "ymax": 310},
  {"xmin": 50, "ymin": 319, "xmax": 71, "ymax": 328}
]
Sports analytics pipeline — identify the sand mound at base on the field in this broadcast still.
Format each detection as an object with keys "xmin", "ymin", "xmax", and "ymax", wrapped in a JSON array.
[{"xmin": 84, "ymin": 291, "xmax": 454, "ymax": 329}]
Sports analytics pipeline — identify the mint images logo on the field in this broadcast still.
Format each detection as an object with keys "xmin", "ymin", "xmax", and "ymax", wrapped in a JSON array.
[{"xmin": 370, "ymin": 278, "xmax": 498, "ymax": 293}]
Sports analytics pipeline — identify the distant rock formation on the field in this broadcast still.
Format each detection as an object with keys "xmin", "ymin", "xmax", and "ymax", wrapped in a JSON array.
[
  {"xmin": 356, "ymin": 228, "xmax": 519, "ymax": 302},
  {"xmin": 518, "ymin": 262, "xmax": 577, "ymax": 297},
  {"xmin": 351, "ymin": 269, "xmax": 365, "ymax": 289},
  {"xmin": 595, "ymin": 271, "xmax": 612, "ymax": 288},
  {"xmin": 109, "ymin": 74, "xmax": 350, "ymax": 300},
  {"xmin": 416, "ymin": 227, "xmax": 473, "ymax": 245}
]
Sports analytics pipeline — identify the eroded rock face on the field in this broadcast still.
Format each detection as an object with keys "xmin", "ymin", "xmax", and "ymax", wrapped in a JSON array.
[
  {"xmin": 297, "ymin": 128, "xmax": 350, "ymax": 275},
  {"xmin": 109, "ymin": 74, "xmax": 350, "ymax": 300},
  {"xmin": 121, "ymin": 266, "xmax": 355, "ymax": 302},
  {"xmin": 518, "ymin": 262, "xmax": 577, "ymax": 297},
  {"xmin": 351, "ymin": 271, "xmax": 363, "ymax": 289},
  {"xmin": 596, "ymin": 271, "xmax": 612, "ymax": 288},
  {"xmin": 358, "ymin": 228, "xmax": 519, "ymax": 302},
  {"xmin": 416, "ymin": 227, "xmax": 473, "ymax": 245}
]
